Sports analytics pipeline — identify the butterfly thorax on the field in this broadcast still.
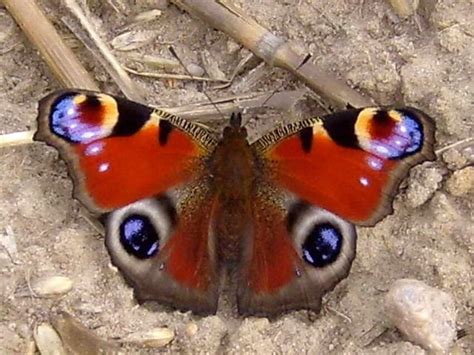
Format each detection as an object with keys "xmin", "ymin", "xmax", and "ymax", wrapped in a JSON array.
[{"xmin": 208, "ymin": 122, "xmax": 256, "ymax": 262}]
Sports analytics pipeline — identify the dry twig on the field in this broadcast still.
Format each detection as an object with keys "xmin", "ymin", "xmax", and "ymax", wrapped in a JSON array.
[
  {"xmin": 170, "ymin": 0, "xmax": 374, "ymax": 109},
  {"xmin": 3, "ymin": 0, "xmax": 98, "ymax": 90},
  {"xmin": 62, "ymin": 0, "xmax": 145, "ymax": 103}
]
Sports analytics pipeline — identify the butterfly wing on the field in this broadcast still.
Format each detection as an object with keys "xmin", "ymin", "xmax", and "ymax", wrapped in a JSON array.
[
  {"xmin": 104, "ymin": 183, "xmax": 220, "ymax": 314},
  {"xmin": 237, "ymin": 107, "xmax": 435, "ymax": 315},
  {"xmin": 35, "ymin": 90, "xmax": 217, "ymax": 213},
  {"xmin": 252, "ymin": 107, "xmax": 436, "ymax": 226},
  {"xmin": 35, "ymin": 90, "xmax": 220, "ymax": 314},
  {"xmin": 238, "ymin": 188, "xmax": 356, "ymax": 316}
]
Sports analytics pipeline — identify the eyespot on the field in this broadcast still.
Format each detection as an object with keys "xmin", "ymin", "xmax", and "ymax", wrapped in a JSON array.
[
  {"xmin": 119, "ymin": 214, "xmax": 160, "ymax": 259},
  {"xmin": 105, "ymin": 196, "xmax": 175, "ymax": 268},
  {"xmin": 49, "ymin": 93, "xmax": 116, "ymax": 143},
  {"xmin": 302, "ymin": 223, "xmax": 343, "ymax": 267},
  {"xmin": 288, "ymin": 201, "xmax": 356, "ymax": 271},
  {"xmin": 355, "ymin": 108, "xmax": 424, "ymax": 159}
]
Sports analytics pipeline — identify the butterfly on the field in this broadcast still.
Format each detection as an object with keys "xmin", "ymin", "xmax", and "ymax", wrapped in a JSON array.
[{"xmin": 34, "ymin": 90, "xmax": 435, "ymax": 316}]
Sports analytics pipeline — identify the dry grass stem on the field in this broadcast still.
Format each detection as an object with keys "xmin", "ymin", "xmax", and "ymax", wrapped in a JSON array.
[
  {"xmin": 0, "ymin": 131, "xmax": 34, "ymax": 148},
  {"xmin": 124, "ymin": 66, "xmax": 229, "ymax": 83},
  {"xmin": 3, "ymin": 0, "xmax": 98, "ymax": 90},
  {"xmin": 63, "ymin": 0, "xmax": 144, "ymax": 102}
]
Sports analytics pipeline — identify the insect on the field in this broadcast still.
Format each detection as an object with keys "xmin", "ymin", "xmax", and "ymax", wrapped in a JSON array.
[{"xmin": 35, "ymin": 90, "xmax": 435, "ymax": 315}]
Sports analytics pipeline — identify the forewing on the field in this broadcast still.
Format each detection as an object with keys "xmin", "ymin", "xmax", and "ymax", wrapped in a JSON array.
[
  {"xmin": 35, "ymin": 90, "xmax": 217, "ymax": 213},
  {"xmin": 252, "ymin": 107, "xmax": 435, "ymax": 226}
]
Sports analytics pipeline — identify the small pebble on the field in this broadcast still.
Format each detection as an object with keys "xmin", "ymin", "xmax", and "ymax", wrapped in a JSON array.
[
  {"xmin": 385, "ymin": 279, "xmax": 457, "ymax": 353},
  {"xmin": 186, "ymin": 63, "xmax": 205, "ymax": 77},
  {"xmin": 445, "ymin": 166, "xmax": 474, "ymax": 197},
  {"xmin": 442, "ymin": 147, "xmax": 472, "ymax": 170},
  {"xmin": 185, "ymin": 322, "xmax": 198, "ymax": 337},
  {"xmin": 387, "ymin": 0, "xmax": 419, "ymax": 17},
  {"xmin": 404, "ymin": 166, "xmax": 443, "ymax": 208},
  {"xmin": 31, "ymin": 276, "xmax": 73, "ymax": 297},
  {"xmin": 181, "ymin": 316, "xmax": 227, "ymax": 354}
]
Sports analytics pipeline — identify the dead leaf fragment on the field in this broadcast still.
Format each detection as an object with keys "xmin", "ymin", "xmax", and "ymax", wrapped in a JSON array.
[
  {"xmin": 127, "ymin": 53, "xmax": 179, "ymax": 70},
  {"xmin": 111, "ymin": 30, "xmax": 159, "ymax": 51},
  {"xmin": 201, "ymin": 49, "xmax": 227, "ymax": 81},
  {"xmin": 131, "ymin": 9, "xmax": 162, "ymax": 24},
  {"xmin": 122, "ymin": 327, "xmax": 175, "ymax": 348},
  {"xmin": 52, "ymin": 312, "xmax": 119, "ymax": 354}
]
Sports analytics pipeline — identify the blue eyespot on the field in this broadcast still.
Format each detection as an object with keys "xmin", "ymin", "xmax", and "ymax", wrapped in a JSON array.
[
  {"xmin": 369, "ymin": 112, "xmax": 424, "ymax": 159},
  {"xmin": 302, "ymin": 223, "xmax": 342, "ymax": 267},
  {"xmin": 397, "ymin": 113, "xmax": 423, "ymax": 155},
  {"xmin": 50, "ymin": 95, "xmax": 107, "ymax": 143},
  {"xmin": 119, "ymin": 214, "xmax": 159, "ymax": 259}
]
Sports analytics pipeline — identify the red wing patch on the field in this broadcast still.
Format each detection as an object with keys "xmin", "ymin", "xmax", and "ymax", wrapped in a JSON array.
[
  {"xmin": 161, "ymin": 196, "xmax": 217, "ymax": 290},
  {"xmin": 266, "ymin": 130, "xmax": 397, "ymax": 223},
  {"xmin": 74, "ymin": 124, "xmax": 202, "ymax": 210},
  {"xmin": 244, "ymin": 198, "xmax": 299, "ymax": 293}
]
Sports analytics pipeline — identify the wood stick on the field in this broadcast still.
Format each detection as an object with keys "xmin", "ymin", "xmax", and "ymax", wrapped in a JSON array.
[
  {"xmin": 3, "ymin": 0, "xmax": 99, "ymax": 90},
  {"xmin": 170, "ymin": 0, "xmax": 374, "ymax": 109}
]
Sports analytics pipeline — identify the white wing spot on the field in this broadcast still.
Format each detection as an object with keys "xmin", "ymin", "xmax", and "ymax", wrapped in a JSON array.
[
  {"xmin": 98, "ymin": 162, "xmax": 110, "ymax": 173},
  {"xmin": 360, "ymin": 177, "xmax": 369, "ymax": 187}
]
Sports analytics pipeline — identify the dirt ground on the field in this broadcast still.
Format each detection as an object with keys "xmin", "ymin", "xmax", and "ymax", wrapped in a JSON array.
[{"xmin": 0, "ymin": 0, "xmax": 472, "ymax": 353}]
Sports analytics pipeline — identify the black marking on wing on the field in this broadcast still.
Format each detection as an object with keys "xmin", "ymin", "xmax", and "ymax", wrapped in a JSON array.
[
  {"xmin": 112, "ymin": 97, "xmax": 153, "ymax": 136},
  {"xmin": 322, "ymin": 109, "xmax": 360, "ymax": 148},
  {"xmin": 373, "ymin": 109, "xmax": 390, "ymax": 123},
  {"xmin": 87, "ymin": 95, "xmax": 101, "ymax": 107},
  {"xmin": 159, "ymin": 119, "xmax": 174, "ymax": 146},
  {"xmin": 156, "ymin": 194, "xmax": 178, "ymax": 228},
  {"xmin": 299, "ymin": 126, "xmax": 314, "ymax": 153},
  {"xmin": 286, "ymin": 201, "xmax": 311, "ymax": 232}
]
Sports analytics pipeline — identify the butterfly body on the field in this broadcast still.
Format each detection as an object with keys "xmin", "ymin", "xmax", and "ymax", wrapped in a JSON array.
[
  {"xmin": 35, "ymin": 90, "xmax": 435, "ymax": 316},
  {"xmin": 205, "ymin": 122, "xmax": 255, "ymax": 263}
]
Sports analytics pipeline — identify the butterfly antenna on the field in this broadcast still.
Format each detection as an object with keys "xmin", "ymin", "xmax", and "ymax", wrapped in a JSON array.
[
  {"xmin": 168, "ymin": 46, "xmax": 227, "ymax": 121},
  {"xmin": 260, "ymin": 53, "xmax": 313, "ymax": 109}
]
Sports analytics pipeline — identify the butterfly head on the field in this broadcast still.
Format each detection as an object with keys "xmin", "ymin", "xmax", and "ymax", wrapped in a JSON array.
[{"xmin": 223, "ymin": 112, "xmax": 248, "ymax": 141}]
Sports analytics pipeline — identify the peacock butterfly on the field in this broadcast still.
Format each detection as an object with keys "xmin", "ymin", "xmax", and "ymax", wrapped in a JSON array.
[{"xmin": 34, "ymin": 90, "xmax": 435, "ymax": 315}]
